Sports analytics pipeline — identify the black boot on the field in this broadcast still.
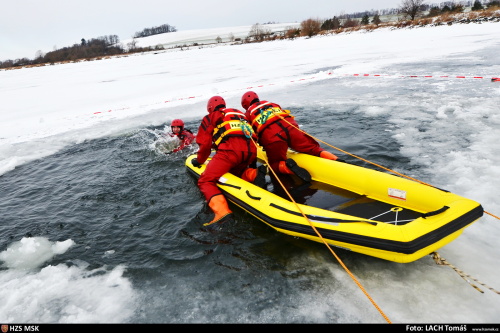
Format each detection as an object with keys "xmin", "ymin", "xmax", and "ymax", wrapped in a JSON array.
[
  {"xmin": 285, "ymin": 159, "xmax": 311, "ymax": 183},
  {"xmin": 253, "ymin": 165, "xmax": 268, "ymax": 189}
]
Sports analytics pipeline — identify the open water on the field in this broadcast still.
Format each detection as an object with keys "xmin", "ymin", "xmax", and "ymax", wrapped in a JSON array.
[{"xmin": 1, "ymin": 56, "xmax": 500, "ymax": 324}]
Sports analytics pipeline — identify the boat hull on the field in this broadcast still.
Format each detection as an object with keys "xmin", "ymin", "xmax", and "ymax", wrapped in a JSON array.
[{"xmin": 185, "ymin": 150, "xmax": 483, "ymax": 263}]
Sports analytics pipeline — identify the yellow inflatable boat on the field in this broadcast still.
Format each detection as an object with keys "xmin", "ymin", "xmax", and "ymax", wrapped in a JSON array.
[{"xmin": 185, "ymin": 150, "xmax": 483, "ymax": 263}]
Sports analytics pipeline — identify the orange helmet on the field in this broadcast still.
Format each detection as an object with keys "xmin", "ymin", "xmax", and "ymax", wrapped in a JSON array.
[
  {"xmin": 241, "ymin": 91, "xmax": 259, "ymax": 111},
  {"xmin": 207, "ymin": 96, "xmax": 226, "ymax": 113}
]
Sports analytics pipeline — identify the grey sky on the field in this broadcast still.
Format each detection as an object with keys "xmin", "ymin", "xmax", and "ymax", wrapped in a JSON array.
[{"xmin": 1, "ymin": 0, "xmax": 406, "ymax": 60}]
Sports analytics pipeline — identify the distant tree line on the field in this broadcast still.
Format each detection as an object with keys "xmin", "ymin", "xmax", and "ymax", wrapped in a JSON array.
[
  {"xmin": 3, "ymin": 2, "xmax": 500, "ymax": 69},
  {"xmin": 44, "ymin": 36, "xmax": 124, "ymax": 62},
  {"xmin": 133, "ymin": 24, "xmax": 177, "ymax": 38},
  {"xmin": 400, "ymin": 0, "xmax": 500, "ymax": 20},
  {"xmin": 317, "ymin": 0, "xmax": 500, "ymax": 31},
  {"xmin": 1, "ymin": 23, "xmax": 177, "ymax": 69},
  {"xmin": 246, "ymin": 0, "xmax": 499, "ymax": 42},
  {"xmin": 325, "ymin": 0, "xmax": 499, "ymax": 22},
  {"xmin": 343, "ymin": 8, "xmax": 398, "ymax": 19},
  {"xmin": 0, "ymin": 35, "xmax": 124, "ymax": 69}
]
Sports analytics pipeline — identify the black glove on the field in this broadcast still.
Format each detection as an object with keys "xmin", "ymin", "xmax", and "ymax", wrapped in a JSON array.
[{"xmin": 191, "ymin": 158, "xmax": 202, "ymax": 168}]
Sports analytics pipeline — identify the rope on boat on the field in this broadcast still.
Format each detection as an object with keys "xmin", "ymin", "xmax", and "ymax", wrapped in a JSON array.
[
  {"xmin": 485, "ymin": 211, "xmax": 500, "ymax": 220},
  {"xmin": 278, "ymin": 114, "xmax": 500, "ymax": 296},
  {"xmin": 248, "ymin": 136, "xmax": 392, "ymax": 324},
  {"xmin": 276, "ymin": 115, "xmax": 500, "ymax": 222},
  {"xmin": 431, "ymin": 252, "xmax": 500, "ymax": 295}
]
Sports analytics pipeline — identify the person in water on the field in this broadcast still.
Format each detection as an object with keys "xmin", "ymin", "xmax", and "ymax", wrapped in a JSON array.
[
  {"xmin": 168, "ymin": 119, "xmax": 195, "ymax": 153},
  {"xmin": 191, "ymin": 96, "xmax": 266, "ymax": 227},
  {"xmin": 240, "ymin": 91, "xmax": 344, "ymax": 182}
]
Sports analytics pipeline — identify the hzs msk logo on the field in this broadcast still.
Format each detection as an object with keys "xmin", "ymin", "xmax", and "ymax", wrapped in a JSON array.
[{"xmin": 1, "ymin": 325, "xmax": 8, "ymax": 333}]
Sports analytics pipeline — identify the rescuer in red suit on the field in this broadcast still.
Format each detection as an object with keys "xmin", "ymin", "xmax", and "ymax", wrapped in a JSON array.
[
  {"xmin": 192, "ymin": 96, "xmax": 265, "ymax": 227},
  {"xmin": 241, "ymin": 91, "xmax": 344, "ymax": 182},
  {"xmin": 168, "ymin": 119, "xmax": 195, "ymax": 153}
]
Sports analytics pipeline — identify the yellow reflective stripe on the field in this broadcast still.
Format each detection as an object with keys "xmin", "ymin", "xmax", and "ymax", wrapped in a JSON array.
[
  {"xmin": 251, "ymin": 107, "xmax": 291, "ymax": 132},
  {"xmin": 213, "ymin": 128, "xmax": 245, "ymax": 145},
  {"xmin": 213, "ymin": 120, "xmax": 252, "ymax": 146},
  {"xmin": 216, "ymin": 120, "xmax": 234, "ymax": 129}
]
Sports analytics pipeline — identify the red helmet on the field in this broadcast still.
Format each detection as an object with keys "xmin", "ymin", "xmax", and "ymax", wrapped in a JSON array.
[
  {"xmin": 171, "ymin": 119, "xmax": 184, "ymax": 127},
  {"xmin": 241, "ymin": 91, "xmax": 259, "ymax": 111},
  {"xmin": 207, "ymin": 96, "xmax": 226, "ymax": 113}
]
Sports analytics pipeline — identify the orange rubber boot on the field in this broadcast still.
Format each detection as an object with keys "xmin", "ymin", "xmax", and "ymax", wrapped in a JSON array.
[
  {"xmin": 204, "ymin": 195, "xmax": 232, "ymax": 226},
  {"xmin": 320, "ymin": 150, "xmax": 338, "ymax": 160}
]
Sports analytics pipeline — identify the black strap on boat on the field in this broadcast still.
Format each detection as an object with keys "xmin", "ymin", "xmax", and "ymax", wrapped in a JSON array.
[
  {"xmin": 245, "ymin": 190, "xmax": 261, "ymax": 201},
  {"xmin": 218, "ymin": 182, "xmax": 241, "ymax": 190},
  {"xmin": 421, "ymin": 206, "xmax": 449, "ymax": 219},
  {"xmin": 270, "ymin": 203, "xmax": 377, "ymax": 225}
]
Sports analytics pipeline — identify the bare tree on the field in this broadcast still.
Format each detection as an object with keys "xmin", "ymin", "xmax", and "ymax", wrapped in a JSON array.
[
  {"xmin": 300, "ymin": 18, "xmax": 322, "ymax": 37},
  {"xmin": 248, "ymin": 23, "xmax": 271, "ymax": 42},
  {"xmin": 127, "ymin": 38, "xmax": 138, "ymax": 51},
  {"xmin": 343, "ymin": 18, "xmax": 359, "ymax": 28},
  {"xmin": 399, "ymin": 0, "xmax": 426, "ymax": 20},
  {"xmin": 35, "ymin": 50, "xmax": 44, "ymax": 59},
  {"xmin": 285, "ymin": 26, "xmax": 300, "ymax": 39}
]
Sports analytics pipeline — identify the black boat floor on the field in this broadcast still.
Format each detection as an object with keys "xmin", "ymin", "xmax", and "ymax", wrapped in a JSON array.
[{"xmin": 268, "ymin": 175, "xmax": 420, "ymax": 225}]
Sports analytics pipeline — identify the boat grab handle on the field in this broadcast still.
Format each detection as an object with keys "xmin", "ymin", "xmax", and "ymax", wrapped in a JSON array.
[
  {"xmin": 246, "ymin": 190, "xmax": 261, "ymax": 201},
  {"xmin": 421, "ymin": 206, "xmax": 449, "ymax": 218}
]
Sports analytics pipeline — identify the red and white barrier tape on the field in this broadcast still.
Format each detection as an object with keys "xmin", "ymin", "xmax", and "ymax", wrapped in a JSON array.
[
  {"xmin": 336, "ymin": 73, "xmax": 500, "ymax": 81},
  {"xmin": 92, "ymin": 72, "xmax": 500, "ymax": 115}
]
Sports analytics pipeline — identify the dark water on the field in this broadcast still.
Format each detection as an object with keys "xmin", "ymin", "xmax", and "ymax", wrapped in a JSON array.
[
  {"xmin": 3, "ymin": 69, "xmax": 499, "ymax": 323},
  {"xmin": 0, "ymin": 101, "xmax": 406, "ymax": 323},
  {"xmin": 2, "ymin": 24, "xmax": 500, "ymax": 322}
]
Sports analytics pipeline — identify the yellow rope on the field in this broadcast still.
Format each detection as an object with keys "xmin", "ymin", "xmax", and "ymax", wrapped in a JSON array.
[
  {"xmin": 431, "ymin": 252, "xmax": 500, "ymax": 295},
  {"xmin": 248, "ymin": 136, "xmax": 392, "ymax": 323}
]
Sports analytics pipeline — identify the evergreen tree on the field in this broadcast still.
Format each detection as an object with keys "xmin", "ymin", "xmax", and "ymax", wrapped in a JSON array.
[
  {"xmin": 486, "ymin": 0, "xmax": 500, "ymax": 8},
  {"xmin": 321, "ymin": 17, "xmax": 343, "ymax": 30},
  {"xmin": 441, "ymin": 5, "xmax": 451, "ymax": 12},
  {"xmin": 427, "ymin": 6, "xmax": 441, "ymax": 17},
  {"xmin": 472, "ymin": 0, "xmax": 484, "ymax": 10},
  {"xmin": 361, "ymin": 14, "xmax": 370, "ymax": 25},
  {"xmin": 321, "ymin": 18, "xmax": 334, "ymax": 30},
  {"xmin": 372, "ymin": 14, "xmax": 382, "ymax": 26}
]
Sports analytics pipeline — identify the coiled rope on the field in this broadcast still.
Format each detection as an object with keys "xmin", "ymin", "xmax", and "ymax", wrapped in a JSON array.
[{"xmin": 247, "ymin": 135, "xmax": 392, "ymax": 324}]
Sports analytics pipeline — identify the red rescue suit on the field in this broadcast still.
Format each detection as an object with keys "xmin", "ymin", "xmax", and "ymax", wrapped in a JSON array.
[
  {"xmin": 171, "ymin": 129, "xmax": 195, "ymax": 153},
  {"xmin": 196, "ymin": 108, "xmax": 257, "ymax": 202},
  {"xmin": 245, "ymin": 100, "xmax": 324, "ymax": 173}
]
